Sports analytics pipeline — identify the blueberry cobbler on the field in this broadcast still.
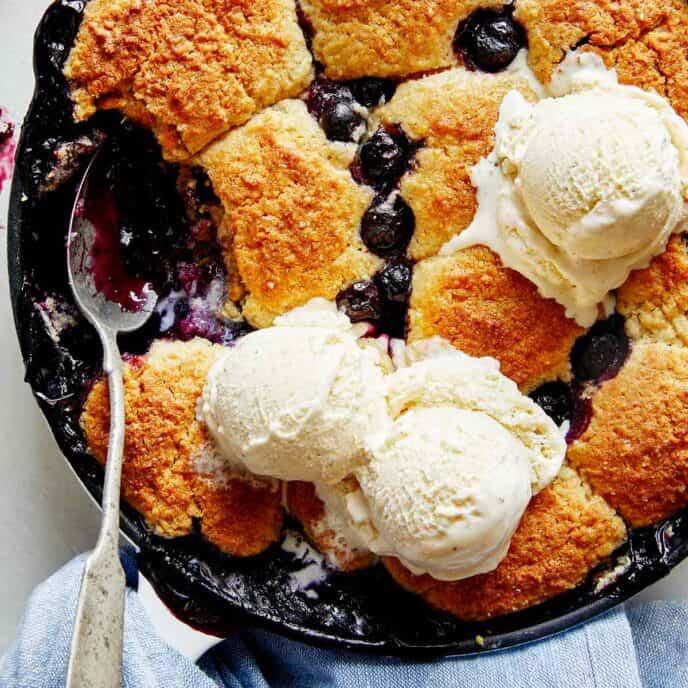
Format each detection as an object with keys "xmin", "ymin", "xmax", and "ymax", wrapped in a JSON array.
[{"xmin": 23, "ymin": 0, "xmax": 688, "ymax": 624}]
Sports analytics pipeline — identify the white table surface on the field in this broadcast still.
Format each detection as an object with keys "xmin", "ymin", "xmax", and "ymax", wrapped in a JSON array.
[{"xmin": 2, "ymin": 0, "xmax": 688, "ymax": 657}]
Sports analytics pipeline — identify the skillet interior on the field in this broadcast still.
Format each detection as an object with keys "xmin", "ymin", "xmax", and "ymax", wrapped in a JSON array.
[{"xmin": 7, "ymin": 0, "xmax": 688, "ymax": 657}]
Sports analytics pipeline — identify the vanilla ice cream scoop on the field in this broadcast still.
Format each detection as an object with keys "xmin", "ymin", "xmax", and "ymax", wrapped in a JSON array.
[
  {"xmin": 199, "ymin": 300, "xmax": 390, "ymax": 484},
  {"xmin": 519, "ymin": 91, "xmax": 684, "ymax": 261},
  {"xmin": 315, "ymin": 339, "xmax": 565, "ymax": 581},
  {"xmin": 318, "ymin": 406, "xmax": 533, "ymax": 581},
  {"xmin": 445, "ymin": 52, "xmax": 688, "ymax": 326},
  {"xmin": 387, "ymin": 339, "xmax": 566, "ymax": 493}
]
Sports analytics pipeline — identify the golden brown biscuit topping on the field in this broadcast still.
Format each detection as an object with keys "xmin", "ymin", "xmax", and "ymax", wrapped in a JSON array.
[
  {"xmin": 617, "ymin": 236, "xmax": 688, "ymax": 346},
  {"xmin": 81, "ymin": 339, "xmax": 283, "ymax": 556},
  {"xmin": 65, "ymin": 0, "xmax": 313, "ymax": 161},
  {"xmin": 299, "ymin": 0, "xmax": 505, "ymax": 80},
  {"xmin": 408, "ymin": 247, "xmax": 582, "ymax": 391},
  {"xmin": 568, "ymin": 342, "xmax": 688, "ymax": 527},
  {"xmin": 198, "ymin": 100, "xmax": 379, "ymax": 327},
  {"xmin": 515, "ymin": 0, "xmax": 688, "ymax": 118},
  {"xmin": 372, "ymin": 69, "xmax": 536, "ymax": 259}
]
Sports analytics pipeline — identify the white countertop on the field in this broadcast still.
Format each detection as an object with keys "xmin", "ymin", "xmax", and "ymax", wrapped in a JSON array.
[{"xmin": 1, "ymin": 0, "xmax": 687, "ymax": 657}]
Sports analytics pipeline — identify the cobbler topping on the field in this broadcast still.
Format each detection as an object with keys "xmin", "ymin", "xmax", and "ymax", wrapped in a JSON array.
[
  {"xmin": 571, "ymin": 315, "xmax": 630, "ymax": 383},
  {"xmin": 336, "ymin": 280, "xmax": 383, "ymax": 323},
  {"xmin": 454, "ymin": 6, "xmax": 526, "ymax": 73},
  {"xmin": 360, "ymin": 192, "xmax": 415, "ymax": 257},
  {"xmin": 529, "ymin": 381, "xmax": 573, "ymax": 428}
]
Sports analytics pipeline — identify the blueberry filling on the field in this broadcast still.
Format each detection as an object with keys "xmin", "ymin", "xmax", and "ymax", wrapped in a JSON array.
[
  {"xmin": 566, "ymin": 395, "xmax": 593, "ymax": 443},
  {"xmin": 322, "ymin": 100, "xmax": 365, "ymax": 142},
  {"xmin": 530, "ymin": 381, "xmax": 574, "ymax": 427},
  {"xmin": 361, "ymin": 192, "xmax": 415, "ymax": 256},
  {"xmin": 376, "ymin": 256, "xmax": 413, "ymax": 303},
  {"xmin": 347, "ymin": 78, "xmax": 397, "ymax": 109},
  {"xmin": 359, "ymin": 126, "xmax": 410, "ymax": 181},
  {"xmin": 306, "ymin": 80, "xmax": 365, "ymax": 143},
  {"xmin": 295, "ymin": 0, "xmax": 315, "ymax": 53},
  {"xmin": 454, "ymin": 6, "xmax": 526, "ymax": 73},
  {"xmin": 354, "ymin": 124, "xmax": 419, "ymax": 190},
  {"xmin": 570, "ymin": 314, "xmax": 630, "ymax": 383},
  {"xmin": 336, "ymin": 280, "xmax": 383, "ymax": 323}
]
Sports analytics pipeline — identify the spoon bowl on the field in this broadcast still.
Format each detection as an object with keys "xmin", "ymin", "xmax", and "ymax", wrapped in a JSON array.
[{"xmin": 67, "ymin": 151, "xmax": 157, "ymax": 337}]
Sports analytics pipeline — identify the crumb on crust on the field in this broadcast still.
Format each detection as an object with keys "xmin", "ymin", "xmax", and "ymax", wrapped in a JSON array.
[
  {"xmin": 286, "ymin": 481, "xmax": 375, "ymax": 572},
  {"xmin": 515, "ymin": 0, "xmax": 688, "ymax": 119},
  {"xmin": 80, "ymin": 338, "xmax": 283, "ymax": 556},
  {"xmin": 299, "ymin": 0, "xmax": 506, "ymax": 80},
  {"xmin": 568, "ymin": 341, "xmax": 688, "ymax": 527},
  {"xmin": 64, "ymin": 0, "xmax": 313, "ymax": 161},
  {"xmin": 384, "ymin": 466, "xmax": 626, "ymax": 620},
  {"xmin": 617, "ymin": 235, "xmax": 688, "ymax": 346},
  {"xmin": 408, "ymin": 247, "xmax": 582, "ymax": 391},
  {"xmin": 372, "ymin": 69, "xmax": 536, "ymax": 261},
  {"xmin": 197, "ymin": 100, "xmax": 379, "ymax": 328}
]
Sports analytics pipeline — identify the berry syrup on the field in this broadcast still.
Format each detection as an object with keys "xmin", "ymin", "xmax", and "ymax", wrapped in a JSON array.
[
  {"xmin": 78, "ymin": 188, "xmax": 152, "ymax": 312},
  {"xmin": 0, "ymin": 108, "xmax": 16, "ymax": 194}
]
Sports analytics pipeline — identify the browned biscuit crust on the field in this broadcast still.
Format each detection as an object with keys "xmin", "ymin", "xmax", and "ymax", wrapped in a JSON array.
[
  {"xmin": 568, "ymin": 341, "xmax": 688, "ymax": 527},
  {"xmin": 384, "ymin": 466, "xmax": 626, "ymax": 620},
  {"xmin": 373, "ymin": 70, "xmax": 536, "ymax": 260},
  {"xmin": 409, "ymin": 247, "xmax": 582, "ymax": 391},
  {"xmin": 286, "ymin": 481, "xmax": 375, "ymax": 572},
  {"xmin": 616, "ymin": 235, "xmax": 688, "ymax": 346},
  {"xmin": 64, "ymin": 0, "xmax": 313, "ymax": 161},
  {"xmin": 80, "ymin": 339, "xmax": 283, "ymax": 556},
  {"xmin": 195, "ymin": 477, "xmax": 283, "ymax": 557},
  {"xmin": 300, "ymin": 0, "xmax": 505, "ymax": 80},
  {"xmin": 198, "ymin": 100, "xmax": 379, "ymax": 327},
  {"xmin": 515, "ymin": 0, "xmax": 688, "ymax": 119}
]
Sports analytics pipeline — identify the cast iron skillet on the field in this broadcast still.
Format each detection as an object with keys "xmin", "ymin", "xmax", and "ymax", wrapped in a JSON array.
[{"xmin": 8, "ymin": 0, "xmax": 688, "ymax": 657}]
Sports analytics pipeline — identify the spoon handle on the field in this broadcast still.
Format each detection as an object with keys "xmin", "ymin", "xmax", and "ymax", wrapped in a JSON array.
[{"xmin": 67, "ymin": 331, "xmax": 126, "ymax": 688}]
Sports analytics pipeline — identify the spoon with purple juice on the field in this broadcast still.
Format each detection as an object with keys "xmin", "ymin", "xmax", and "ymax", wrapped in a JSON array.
[{"xmin": 66, "ymin": 149, "xmax": 157, "ymax": 688}]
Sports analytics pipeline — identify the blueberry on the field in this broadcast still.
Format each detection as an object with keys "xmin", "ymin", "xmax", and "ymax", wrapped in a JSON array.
[
  {"xmin": 336, "ymin": 280, "xmax": 383, "ymax": 322},
  {"xmin": 530, "ymin": 381, "xmax": 574, "ymax": 427},
  {"xmin": 306, "ymin": 79, "xmax": 366, "ymax": 142},
  {"xmin": 454, "ymin": 7, "xmax": 526, "ymax": 73},
  {"xmin": 361, "ymin": 193, "xmax": 415, "ymax": 256},
  {"xmin": 322, "ymin": 100, "xmax": 364, "ymax": 142},
  {"xmin": 347, "ymin": 78, "xmax": 396, "ymax": 108},
  {"xmin": 571, "ymin": 314, "xmax": 630, "ymax": 382},
  {"xmin": 359, "ymin": 127, "xmax": 412, "ymax": 183},
  {"xmin": 306, "ymin": 79, "xmax": 351, "ymax": 118},
  {"xmin": 567, "ymin": 395, "xmax": 592, "ymax": 442},
  {"xmin": 376, "ymin": 256, "xmax": 413, "ymax": 303}
]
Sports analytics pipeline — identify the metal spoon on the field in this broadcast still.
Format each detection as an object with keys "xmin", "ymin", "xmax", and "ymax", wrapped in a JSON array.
[{"xmin": 66, "ymin": 150, "xmax": 157, "ymax": 688}]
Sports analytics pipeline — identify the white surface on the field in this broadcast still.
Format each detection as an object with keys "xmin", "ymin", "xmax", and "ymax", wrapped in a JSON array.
[
  {"xmin": 137, "ymin": 577, "xmax": 222, "ymax": 662},
  {"xmin": 1, "ymin": 0, "xmax": 687, "ymax": 658}
]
